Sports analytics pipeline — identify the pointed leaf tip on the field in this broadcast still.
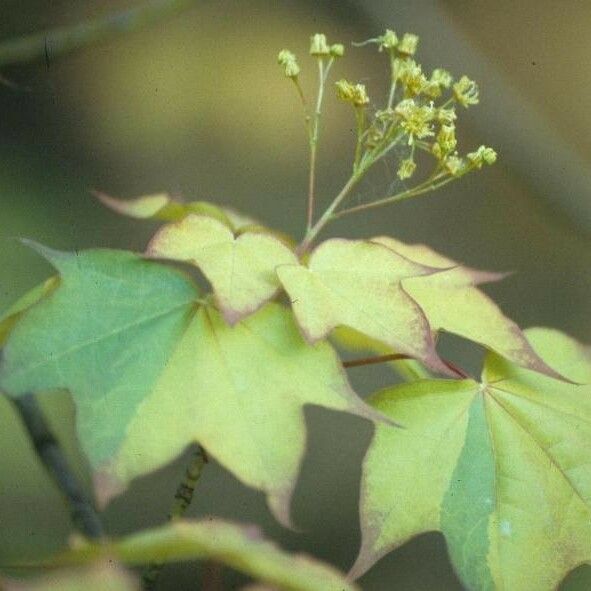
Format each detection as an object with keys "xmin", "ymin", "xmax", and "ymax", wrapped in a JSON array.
[{"xmin": 373, "ymin": 236, "xmax": 570, "ymax": 381}]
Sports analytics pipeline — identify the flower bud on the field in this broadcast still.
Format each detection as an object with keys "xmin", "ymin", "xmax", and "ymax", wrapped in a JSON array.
[
  {"xmin": 310, "ymin": 33, "xmax": 330, "ymax": 56},
  {"xmin": 437, "ymin": 124, "xmax": 457, "ymax": 154},
  {"xmin": 336, "ymin": 79, "xmax": 369, "ymax": 106},
  {"xmin": 330, "ymin": 43, "xmax": 345, "ymax": 58}
]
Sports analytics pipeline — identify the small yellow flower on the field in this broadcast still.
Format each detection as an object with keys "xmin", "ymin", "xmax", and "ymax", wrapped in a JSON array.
[
  {"xmin": 437, "ymin": 125, "xmax": 457, "ymax": 154},
  {"xmin": 336, "ymin": 79, "xmax": 369, "ymax": 107},
  {"xmin": 467, "ymin": 145, "xmax": 497, "ymax": 168},
  {"xmin": 398, "ymin": 33, "xmax": 419, "ymax": 56},
  {"xmin": 437, "ymin": 107, "xmax": 457, "ymax": 125},
  {"xmin": 444, "ymin": 154, "xmax": 466, "ymax": 176},
  {"xmin": 397, "ymin": 158, "xmax": 417, "ymax": 180},
  {"xmin": 453, "ymin": 76, "xmax": 479, "ymax": 107},
  {"xmin": 399, "ymin": 60, "xmax": 428, "ymax": 97},
  {"xmin": 277, "ymin": 49, "xmax": 300, "ymax": 78},
  {"xmin": 431, "ymin": 68, "xmax": 453, "ymax": 88},
  {"xmin": 395, "ymin": 99, "xmax": 435, "ymax": 139},
  {"xmin": 423, "ymin": 69, "xmax": 453, "ymax": 98},
  {"xmin": 380, "ymin": 29, "xmax": 399, "ymax": 51}
]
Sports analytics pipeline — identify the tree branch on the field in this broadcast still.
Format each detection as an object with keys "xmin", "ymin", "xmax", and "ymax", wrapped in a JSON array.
[
  {"xmin": 12, "ymin": 393, "xmax": 105, "ymax": 540},
  {"xmin": 0, "ymin": 0, "xmax": 198, "ymax": 69}
]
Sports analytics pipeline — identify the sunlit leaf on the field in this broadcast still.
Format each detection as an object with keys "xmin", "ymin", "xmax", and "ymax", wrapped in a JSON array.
[
  {"xmin": 352, "ymin": 328, "xmax": 591, "ymax": 590},
  {"xmin": 60, "ymin": 519, "xmax": 359, "ymax": 591},
  {"xmin": 0, "ymin": 246, "xmax": 381, "ymax": 526},
  {"xmin": 373, "ymin": 236, "xmax": 563, "ymax": 380},
  {"xmin": 147, "ymin": 214, "xmax": 298, "ymax": 323},
  {"xmin": 276, "ymin": 238, "xmax": 452, "ymax": 375}
]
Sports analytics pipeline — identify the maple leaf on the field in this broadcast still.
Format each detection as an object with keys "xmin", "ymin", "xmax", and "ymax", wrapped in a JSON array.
[
  {"xmin": 351, "ymin": 327, "xmax": 591, "ymax": 590},
  {"xmin": 94, "ymin": 190, "xmax": 258, "ymax": 231},
  {"xmin": 147, "ymin": 214, "xmax": 298, "ymax": 324},
  {"xmin": 58, "ymin": 518, "xmax": 359, "ymax": 591},
  {"xmin": 0, "ymin": 245, "xmax": 382, "ymax": 526},
  {"xmin": 372, "ymin": 236, "xmax": 564, "ymax": 380},
  {"xmin": 276, "ymin": 238, "xmax": 453, "ymax": 376}
]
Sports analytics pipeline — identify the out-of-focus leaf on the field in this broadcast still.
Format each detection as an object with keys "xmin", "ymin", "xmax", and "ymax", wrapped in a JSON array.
[
  {"xmin": 94, "ymin": 191, "xmax": 258, "ymax": 230},
  {"xmin": 60, "ymin": 519, "xmax": 359, "ymax": 591},
  {"xmin": 352, "ymin": 328, "xmax": 591, "ymax": 590}
]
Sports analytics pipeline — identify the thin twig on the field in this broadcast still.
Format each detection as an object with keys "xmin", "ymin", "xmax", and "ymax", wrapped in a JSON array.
[
  {"xmin": 342, "ymin": 352, "xmax": 470, "ymax": 379},
  {"xmin": 0, "ymin": 0, "xmax": 197, "ymax": 69},
  {"xmin": 142, "ymin": 446, "xmax": 208, "ymax": 590},
  {"xmin": 343, "ymin": 353, "xmax": 411, "ymax": 368},
  {"xmin": 12, "ymin": 393, "xmax": 105, "ymax": 540}
]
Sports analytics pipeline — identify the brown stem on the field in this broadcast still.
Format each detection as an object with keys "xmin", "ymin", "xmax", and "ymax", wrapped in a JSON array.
[{"xmin": 342, "ymin": 352, "xmax": 471, "ymax": 379}]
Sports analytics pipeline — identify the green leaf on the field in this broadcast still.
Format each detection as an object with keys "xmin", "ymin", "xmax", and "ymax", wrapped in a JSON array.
[
  {"xmin": 2, "ymin": 563, "xmax": 138, "ymax": 591},
  {"xmin": 0, "ymin": 276, "xmax": 59, "ymax": 345},
  {"xmin": 0, "ymin": 246, "xmax": 381, "ymax": 525},
  {"xmin": 59, "ymin": 518, "xmax": 359, "ymax": 591},
  {"xmin": 352, "ymin": 328, "xmax": 591, "ymax": 590},
  {"xmin": 276, "ymin": 239, "xmax": 452, "ymax": 375},
  {"xmin": 94, "ymin": 190, "xmax": 258, "ymax": 230},
  {"xmin": 373, "ymin": 236, "xmax": 563, "ymax": 380},
  {"xmin": 147, "ymin": 214, "xmax": 298, "ymax": 324}
]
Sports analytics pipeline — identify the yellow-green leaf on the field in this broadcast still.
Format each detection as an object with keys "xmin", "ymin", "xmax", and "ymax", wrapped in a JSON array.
[
  {"xmin": 373, "ymin": 236, "xmax": 563, "ymax": 380},
  {"xmin": 147, "ymin": 214, "xmax": 298, "ymax": 324},
  {"xmin": 94, "ymin": 190, "xmax": 257, "ymax": 230},
  {"xmin": 59, "ymin": 519, "xmax": 359, "ymax": 591},
  {"xmin": 352, "ymin": 328, "xmax": 591, "ymax": 590},
  {"xmin": 0, "ymin": 246, "xmax": 381, "ymax": 526},
  {"xmin": 276, "ymin": 239, "xmax": 452, "ymax": 375}
]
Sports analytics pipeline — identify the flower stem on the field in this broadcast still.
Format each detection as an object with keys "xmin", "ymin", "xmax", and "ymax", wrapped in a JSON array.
[
  {"xmin": 353, "ymin": 107, "xmax": 365, "ymax": 173},
  {"xmin": 298, "ymin": 172, "xmax": 361, "ymax": 254},
  {"xmin": 12, "ymin": 393, "xmax": 105, "ymax": 540},
  {"xmin": 142, "ymin": 446, "xmax": 208, "ymax": 590},
  {"xmin": 332, "ymin": 172, "xmax": 452, "ymax": 219},
  {"xmin": 306, "ymin": 57, "xmax": 334, "ymax": 231}
]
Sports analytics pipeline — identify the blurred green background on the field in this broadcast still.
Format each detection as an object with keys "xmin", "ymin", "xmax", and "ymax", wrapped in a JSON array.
[{"xmin": 1, "ymin": 1, "xmax": 590, "ymax": 589}]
